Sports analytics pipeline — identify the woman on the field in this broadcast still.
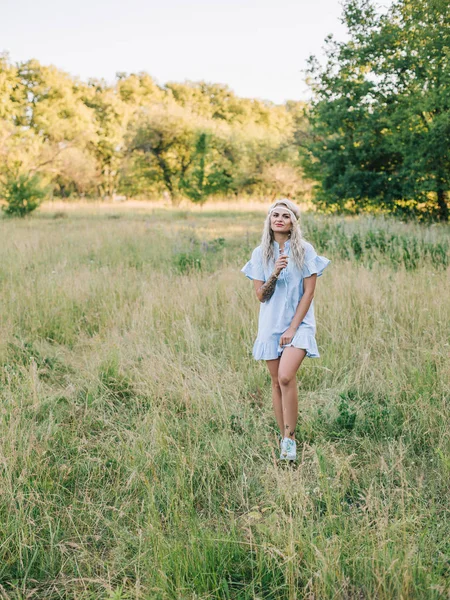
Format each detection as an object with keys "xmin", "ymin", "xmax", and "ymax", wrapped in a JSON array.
[{"xmin": 241, "ymin": 199, "xmax": 330, "ymax": 462}]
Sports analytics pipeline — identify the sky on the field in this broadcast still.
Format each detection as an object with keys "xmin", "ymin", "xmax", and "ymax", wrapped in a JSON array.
[{"xmin": 1, "ymin": 0, "xmax": 393, "ymax": 104}]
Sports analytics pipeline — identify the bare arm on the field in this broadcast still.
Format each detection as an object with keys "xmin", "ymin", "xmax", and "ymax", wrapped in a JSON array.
[
  {"xmin": 252, "ymin": 253, "xmax": 289, "ymax": 302},
  {"xmin": 253, "ymin": 273, "xmax": 278, "ymax": 302},
  {"xmin": 279, "ymin": 274, "xmax": 318, "ymax": 345},
  {"xmin": 289, "ymin": 274, "xmax": 317, "ymax": 329}
]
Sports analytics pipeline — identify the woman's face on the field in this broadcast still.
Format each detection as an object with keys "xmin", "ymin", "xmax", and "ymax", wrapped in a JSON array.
[{"xmin": 270, "ymin": 206, "xmax": 292, "ymax": 234}]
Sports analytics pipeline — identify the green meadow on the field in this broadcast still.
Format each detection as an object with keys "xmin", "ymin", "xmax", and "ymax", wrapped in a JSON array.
[{"xmin": 0, "ymin": 202, "xmax": 449, "ymax": 599}]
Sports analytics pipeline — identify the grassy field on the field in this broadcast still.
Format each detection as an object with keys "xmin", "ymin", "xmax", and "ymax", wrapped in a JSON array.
[{"xmin": 0, "ymin": 202, "xmax": 449, "ymax": 599}]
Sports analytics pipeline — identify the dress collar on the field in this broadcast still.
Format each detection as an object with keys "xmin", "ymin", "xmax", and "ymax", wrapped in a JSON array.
[{"xmin": 274, "ymin": 239, "xmax": 291, "ymax": 248}]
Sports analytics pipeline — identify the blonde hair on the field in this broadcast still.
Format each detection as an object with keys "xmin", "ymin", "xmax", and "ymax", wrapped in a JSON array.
[{"xmin": 261, "ymin": 198, "xmax": 306, "ymax": 271}]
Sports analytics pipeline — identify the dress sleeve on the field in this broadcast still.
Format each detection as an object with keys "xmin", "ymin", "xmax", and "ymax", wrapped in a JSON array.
[
  {"xmin": 302, "ymin": 242, "xmax": 331, "ymax": 278},
  {"xmin": 241, "ymin": 246, "xmax": 266, "ymax": 281}
]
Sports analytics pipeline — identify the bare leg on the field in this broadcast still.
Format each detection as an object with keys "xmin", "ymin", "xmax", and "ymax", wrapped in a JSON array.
[
  {"xmin": 278, "ymin": 347, "xmax": 307, "ymax": 440},
  {"xmin": 265, "ymin": 358, "xmax": 283, "ymax": 436}
]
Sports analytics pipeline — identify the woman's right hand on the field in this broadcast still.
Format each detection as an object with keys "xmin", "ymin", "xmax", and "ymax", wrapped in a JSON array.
[{"xmin": 274, "ymin": 254, "xmax": 289, "ymax": 276}]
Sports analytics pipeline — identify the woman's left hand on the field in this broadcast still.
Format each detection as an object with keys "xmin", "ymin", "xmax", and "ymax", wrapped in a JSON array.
[{"xmin": 280, "ymin": 326, "xmax": 297, "ymax": 347}]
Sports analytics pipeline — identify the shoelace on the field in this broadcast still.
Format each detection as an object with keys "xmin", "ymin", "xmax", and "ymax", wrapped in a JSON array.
[{"xmin": 281, "ymin": 438, "xmax": 296, "ymax": 458}]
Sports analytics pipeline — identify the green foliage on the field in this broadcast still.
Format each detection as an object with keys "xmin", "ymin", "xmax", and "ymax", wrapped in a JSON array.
[
  {"xmin": 17, "ymin": 59, "xmax": 97, "ymax": 144},
  {"xmin": 0, "ymin": 52, "xmax": 20, "ymax": 120},
  {"xmin": 306, "ymin": 221, "xmax": 449, "ymax": 270},
  {"xmin": 82, "ymin": 79, "xmax": 126, "ymax": 199},
  {"xmin": 328, "ymin": 392, "xmax": 358, "ymax": 437},
  {"xmin": 126, "ymin": 103, "xmax": 299, "ymax": 203},
  {"xmin": 128, "ymin": 105, "xmax": 202, "ymax": 204},
  {"xmin": 1, "ymin": 54, "xmax": 307, "ymax": 204},
  {"xmin": 304, "ymin": 0, "xmax": 450, "ymax": 221},
  {"xmin": 174, "ymin": 251, "xmax": 203, "ymax": 273},
  {"xmin": 172, "ymin": 235, "xmax": 227, "ymax": 273},
  {"xmin": 331, "ymin": 389, "xmax": 402, "ymax": 441},
  {"xmin": 0, "ymin": 172, "xmax": 48, "ymax": 217},
  {"xmin": 180, "ymin": 132, "xmax": 234, "ymax": 203}
]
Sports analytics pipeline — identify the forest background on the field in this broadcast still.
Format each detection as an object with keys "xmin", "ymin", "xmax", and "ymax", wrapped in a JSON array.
[{"xmin": 1, "ymin": 0, "xmax": 449, "ymax": 222}]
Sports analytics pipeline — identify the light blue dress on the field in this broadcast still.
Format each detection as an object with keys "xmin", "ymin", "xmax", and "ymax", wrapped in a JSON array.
[{"xmin": 241, "ymin": 239, "xmax": 331, "ymax": 360}]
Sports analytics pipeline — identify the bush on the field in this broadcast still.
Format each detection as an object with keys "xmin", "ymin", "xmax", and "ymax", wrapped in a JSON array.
[{"xmin": 0, "ymin": 173, "xmax": 49, "ymax": 217}]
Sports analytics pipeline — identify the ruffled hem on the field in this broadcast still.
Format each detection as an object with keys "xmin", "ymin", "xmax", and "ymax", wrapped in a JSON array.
[
  {"xmin": 252, "ymin": 339, "xmax": 280, "ymax": 360},
  {"xmin": 303, "ymin": 255, "xmax": 331, "ymax": 278},
  {"xmin": 279, "ymin": 330, "xmax": 320, "ymax": 358},
  {"xmin": 252, "ymin": 331, "xmax": 320, "ymax": 360}
]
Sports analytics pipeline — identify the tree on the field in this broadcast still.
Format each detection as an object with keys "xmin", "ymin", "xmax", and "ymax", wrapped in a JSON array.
[
  {"xmin": 17, "ymin": 59, "xmax": 96, "ymax": 144},
  {"xmin": 0, "ymin": 52, "xmax": 21, "ymax": 121},
  {"xmin": 304, "ymin": 0, "xmax": 450, "ymax": 221},
  {"xmin": 1, "ymin": 58, "xmax": 99, "ymax": 199},
  {"xmin": 180, "ymin": 131, "xmax": 234, "ymax": 203},
  {"xmin": 81, "ymin": 79, "xmax": 127, "ymax": 200},
  {"xmin": 259, "ymin": 163, "xmax": 305, "ymax": 200},
  {"xmin": 116, "ymin": 72, "xmax": 164, "ymax": 107},
  {"xmin": 127, "ymin": 105, "xmax": 201, "ymax": 204},
  {"xmin": 53, "ymin": 147, "xmax": 99, "ymax": 197}
]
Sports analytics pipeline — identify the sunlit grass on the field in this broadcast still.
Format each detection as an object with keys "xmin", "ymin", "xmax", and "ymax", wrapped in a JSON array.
[{"xmin": 0, "ymin": 202, "xmax": 449, "ymax": 599}]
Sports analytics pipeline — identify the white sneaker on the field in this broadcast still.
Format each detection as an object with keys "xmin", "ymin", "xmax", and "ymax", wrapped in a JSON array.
[
  {"xmin": 279, "ymin": 436, "xmax": 283, "ymax": 456},
  {"xmin": 280, "ymin": 437, "xmax": 296, "ymax": 461}
]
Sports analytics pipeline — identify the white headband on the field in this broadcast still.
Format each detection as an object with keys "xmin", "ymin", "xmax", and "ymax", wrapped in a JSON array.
[{"xmin": 268, "ymin": 205, "xmax": 298, "ymax": 222}]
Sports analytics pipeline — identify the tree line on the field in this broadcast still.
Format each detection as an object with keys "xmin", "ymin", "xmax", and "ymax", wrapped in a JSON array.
[
  {"xmin": 0, "ymin": 56, "xmax": 308, "ymax": 211},
  {"xmin": 1, "ymin": 0, "xmax": 449, "ymax": 220}
]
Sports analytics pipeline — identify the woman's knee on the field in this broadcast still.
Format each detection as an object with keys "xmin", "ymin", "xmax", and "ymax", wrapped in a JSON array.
[
  {"xmin": 278, "ymin": 372, "xmax": 294, "ymax": 386},
  {"xmin": 270, "ymin": 375, "xmax": 281, "ymax": 389}
]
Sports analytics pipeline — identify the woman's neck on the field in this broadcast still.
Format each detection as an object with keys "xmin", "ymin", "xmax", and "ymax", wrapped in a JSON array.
[{"xmin": 273, "ymin": 232, "xmax": 290, "ymax": 246}]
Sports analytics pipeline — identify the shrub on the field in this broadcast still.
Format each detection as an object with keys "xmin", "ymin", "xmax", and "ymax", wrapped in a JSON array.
[
  {"xmin": 0, "ymin": 173, "xmax": 49, "ymax": 217},
  {"xmin": 174, "ymin": 251, "xmax": 202, "ymax": 273}
]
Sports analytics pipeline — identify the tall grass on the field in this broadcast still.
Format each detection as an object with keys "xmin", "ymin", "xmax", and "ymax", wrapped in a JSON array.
[{"xmin": 0, "ymin": 205, "xmax": 449, "ymax": 599}]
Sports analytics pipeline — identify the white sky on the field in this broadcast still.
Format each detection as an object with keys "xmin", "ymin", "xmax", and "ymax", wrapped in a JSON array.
[{"xmin": 1, "ymin": 0, "xmax": 393, "ymax": 104}]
